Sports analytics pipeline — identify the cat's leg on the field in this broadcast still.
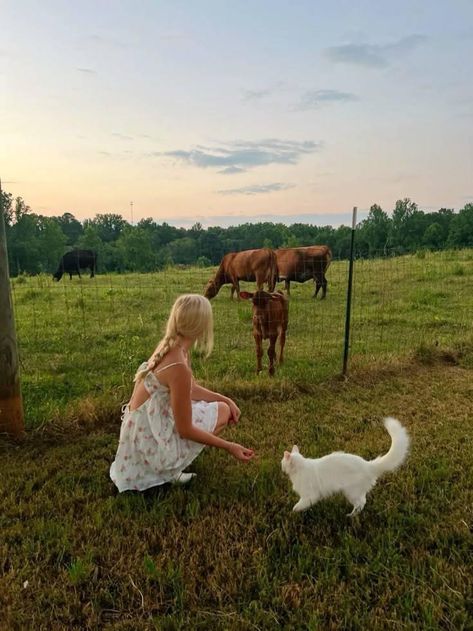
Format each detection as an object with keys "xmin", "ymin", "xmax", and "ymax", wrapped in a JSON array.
[
  {"xmin": 292, "ymin": 496, "xmax": 315, "ymax": 512},
  {"xmin": 346, "ymin": 494, "xmax": 367, "ymax": 517}
]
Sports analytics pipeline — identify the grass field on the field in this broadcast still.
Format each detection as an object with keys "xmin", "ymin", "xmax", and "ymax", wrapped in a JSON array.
[
  {"xmin": 1, "ymin": 249, "xmax": 473, "ymax": 629},
  {"xmin": 8, "ymin": 248, "xmax": 473, "ymax": 427}
]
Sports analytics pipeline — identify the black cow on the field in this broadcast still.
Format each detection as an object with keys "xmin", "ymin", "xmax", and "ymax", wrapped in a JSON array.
[{"xmin": 53, "ymin": 249, "xmax": 97, "ymax": 281}]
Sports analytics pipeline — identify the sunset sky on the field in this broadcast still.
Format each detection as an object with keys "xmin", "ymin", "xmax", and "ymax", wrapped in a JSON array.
[{"xmin": 1, "ymin": 0, "xmax": 472, "ymax": 227}]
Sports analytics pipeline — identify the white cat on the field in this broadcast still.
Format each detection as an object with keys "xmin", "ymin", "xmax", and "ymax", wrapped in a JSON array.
[{"xmin": 281, "ymin": 418, "xmax": 410, "ymax": 515}]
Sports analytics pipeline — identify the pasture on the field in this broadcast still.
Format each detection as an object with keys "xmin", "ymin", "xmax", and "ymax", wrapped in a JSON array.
[{"xmin": 1, "ymin": 249, "xmax": 472, "ymax": 629}]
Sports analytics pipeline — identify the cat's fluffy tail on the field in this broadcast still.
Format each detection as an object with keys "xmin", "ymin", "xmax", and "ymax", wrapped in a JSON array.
[{"xmin": 370, "ymin": 418, "xmax": 410, "ymax": 476}]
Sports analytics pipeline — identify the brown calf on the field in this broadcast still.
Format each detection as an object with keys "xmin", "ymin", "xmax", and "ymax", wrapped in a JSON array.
[
  {"xmin": 204, "ymin": 248, "xmax": 277, "ymax": 300},
  {"xmin": 240, "ymin": 290, "xmax": 289, "ymax": 376}
]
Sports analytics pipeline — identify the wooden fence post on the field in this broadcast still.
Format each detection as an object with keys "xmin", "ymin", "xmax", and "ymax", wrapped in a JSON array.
[{"xmin": 0, "ymin": 178, "xmax": 25, "ymax": 438}]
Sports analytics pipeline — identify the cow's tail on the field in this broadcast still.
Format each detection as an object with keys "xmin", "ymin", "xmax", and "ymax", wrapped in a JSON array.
[
  {"xmin": 268, "ymin": 250, "xmax": 278, "ymax": 292},
  {"xmin": 324, "ymin": 246, "xmax": 332, "ymax": 272}
]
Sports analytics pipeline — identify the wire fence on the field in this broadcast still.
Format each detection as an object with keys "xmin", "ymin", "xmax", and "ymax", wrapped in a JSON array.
[{"xmin": 9, "ymin": 246, "xmax": 473, "ymax": 424}]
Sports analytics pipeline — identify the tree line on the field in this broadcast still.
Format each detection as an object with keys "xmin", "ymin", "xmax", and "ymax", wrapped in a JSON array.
[{"xmin": 1, "ymin": 189, "xmax": 472, "ymax": 276}]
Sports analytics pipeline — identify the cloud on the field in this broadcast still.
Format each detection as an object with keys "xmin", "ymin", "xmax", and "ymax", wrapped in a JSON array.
[
  {"xmin": 85, "ymin": 34, "xmax": 127, "ymax": 49},
  {"xmin": 158, "ymin": 139, "xmax": 320, "ymax": 172},
  {"xmin": 242, "ymin": 88, "xmax": 273, "ymax": 101},
  {"xmin": 325, "ymin": 35, "xmax": 426, "ymax": 68},
  {"xmin": 112, "ymin": 132, "xmax": 134, "ymax": 141},
  {"xmin": 217, "ymin": 183, "xmax": 296, "ymax": 196},
  {"xmin": 296, "ymin": 89, "xmax": 358, "ymax": 110},
  {"xmin": 218, "ymin": 166, "xmax": 246, "ymax": 175},
  {"xmin": 242, "ymin": 81, "xmax": 284, "ymax": 102},
  {"xmin": 76, "ymin": 67, "xmax": 96, "ymax": 74}
]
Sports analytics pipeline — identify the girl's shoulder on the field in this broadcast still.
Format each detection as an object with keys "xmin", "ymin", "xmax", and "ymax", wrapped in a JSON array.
[{"xmin": 153, "ymin": 349, "xmax": 191, "ymax": 377}]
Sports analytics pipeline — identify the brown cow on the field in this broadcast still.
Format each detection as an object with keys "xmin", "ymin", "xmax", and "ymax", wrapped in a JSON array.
[
  {"xmin": 275, "ymin": 245, "xmax": 332, "ymax": 298},
  {"xmin": 240, "ymin": 290, "xmax": 289, "ymax": 376},
  {"xmin": 204, "ymin": 248, "xmax": 277, "ymax": 300}
]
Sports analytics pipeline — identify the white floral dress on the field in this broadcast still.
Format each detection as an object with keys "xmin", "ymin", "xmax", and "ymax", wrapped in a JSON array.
[{"xmin": 110, "ymin": 361, "xmax": 218, "ymax": 492}]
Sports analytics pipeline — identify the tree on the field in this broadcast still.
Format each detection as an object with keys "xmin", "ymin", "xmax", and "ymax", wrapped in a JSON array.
[
  {"xmin": 360, "ymin": 204, "xmax": 390, "ymax": 254},
  {"xmin": 168, "ymin": 237, "xmax": 198, "ymax": 265},
  {"xmin": 7, "ymin": 206, "xmax": 41, "ymax": 275},
  {"xmin": 448, "ymin": 204, "xmax": 473, "ymax": 247},
  {"xmin": 37, "ymin": 216, "xmax": 67, "ymax": 273},
  {"xmin": 78, "ymin": 224, "xmax": 104, "ymax": 270},
  {"xmin": 282, "ymin": 234, "xmax": 300, "ymax": 247},
  {"xmin": 1, "ymin": 189, "xmax": 13, "ymax": 226},
  {"xmin": 389, "ymin": 198, "xmax": 420, "ymax": 251},
  {"xmin": 57, "ymin": 212, "xmax": 83, "ymax": 245},
  {"xmin": 116, "ymin": 227, "xmax": 156, "ymax": 272},
  {"xmin": 86, "ymin": 213, "xmax": 128, "ymax": 243},
  {"xmin": 422, "ymin": 223, "xmax": 443, "ymax": 249}
]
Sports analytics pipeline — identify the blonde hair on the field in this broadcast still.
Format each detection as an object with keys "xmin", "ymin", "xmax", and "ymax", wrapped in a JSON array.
[{"xmin": 134, "ymin": 294, "xmax": 214, "ymax": 382}]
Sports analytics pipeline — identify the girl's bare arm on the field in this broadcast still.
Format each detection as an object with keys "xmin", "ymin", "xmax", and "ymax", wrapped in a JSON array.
[{"xmin": 169, "ymin": 367, "xmax": 252, "ymax": 460}]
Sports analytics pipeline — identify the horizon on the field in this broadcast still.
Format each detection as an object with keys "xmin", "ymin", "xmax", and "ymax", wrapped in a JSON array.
[{"xmin": 1, "ymin": 1, "xmax": 472, "ymax": 225}]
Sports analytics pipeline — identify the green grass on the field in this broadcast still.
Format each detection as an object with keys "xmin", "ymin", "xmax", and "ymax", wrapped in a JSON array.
[
  {"xmin": 1, "ymin": 359, "xmax": 472, "ymax": 629},
  {"xmin": 1, "ymin": 249, "xmax": 473, "ymax": 629},
  {"xmin": 9, "ymin": 248, "xmax": 473, "ymax": 428}
]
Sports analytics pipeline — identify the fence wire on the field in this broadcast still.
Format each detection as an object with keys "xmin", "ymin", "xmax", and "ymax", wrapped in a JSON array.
[{"xmin": 10, "ymin": 247, "xmax": 473, "ymax": 425}]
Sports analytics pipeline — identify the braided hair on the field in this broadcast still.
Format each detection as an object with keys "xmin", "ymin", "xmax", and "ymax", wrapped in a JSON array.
[{"xmin": 133, "ymin": 294, "xmax": 213, "ymax": 382}]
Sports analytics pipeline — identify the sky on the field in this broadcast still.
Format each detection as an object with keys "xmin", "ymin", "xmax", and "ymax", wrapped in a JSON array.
[{"xmin": 1, "ymin": 0, "xmax": 472, "ymax": 227}]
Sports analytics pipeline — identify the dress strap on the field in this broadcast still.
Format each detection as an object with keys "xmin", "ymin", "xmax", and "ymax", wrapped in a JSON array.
[{"xmin": 153, "ymin": 361, "xmax": 186, "ymax": 375}]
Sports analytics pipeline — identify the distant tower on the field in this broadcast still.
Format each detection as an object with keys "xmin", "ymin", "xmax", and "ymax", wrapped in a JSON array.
[{"xmin": 130, "ymin": 201, "xmax": 134, "ymax": 225}]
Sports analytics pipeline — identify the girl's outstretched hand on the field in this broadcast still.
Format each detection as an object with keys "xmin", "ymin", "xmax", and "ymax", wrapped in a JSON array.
[{"xmin": 227, "ymin": 442, "xmax": 254, "ymax": 462}]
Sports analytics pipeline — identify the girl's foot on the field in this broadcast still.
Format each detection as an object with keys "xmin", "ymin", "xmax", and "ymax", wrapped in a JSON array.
[{"xmin": 174, "ymin": 472, "xmax": 196, "ymax": 484}]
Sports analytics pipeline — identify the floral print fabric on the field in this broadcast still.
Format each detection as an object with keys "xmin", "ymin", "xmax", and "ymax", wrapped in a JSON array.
[{"xmin": 110, "ymin": 362, "xmax": 218, "ymax": 492}]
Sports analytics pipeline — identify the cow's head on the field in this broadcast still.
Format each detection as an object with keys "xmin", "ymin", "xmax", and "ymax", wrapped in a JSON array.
[
  {"xmin": 240, "ymin": 290, "xmax": 277, "ymax": 310},
  {"xmin": 52, "ymin": 270, "xmax": 63, "ymax": 282},
  {"xmin": 204, "ymin": 279, "xmax": 219, "ymax": 300}
]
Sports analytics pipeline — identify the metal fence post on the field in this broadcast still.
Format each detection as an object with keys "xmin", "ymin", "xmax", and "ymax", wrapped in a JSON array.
[
  {"xmin": 0, "ymin": 178, "xmax": 25, "ymax": 438},
  {"xmin": 342, "ymin": 206, "xmax": 357, "ymax": 376}
]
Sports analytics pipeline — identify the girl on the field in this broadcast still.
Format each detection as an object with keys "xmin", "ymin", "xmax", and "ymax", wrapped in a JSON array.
[{"xmin": 110, "ymin": 294, "xmax": 254, "ymax": 492}]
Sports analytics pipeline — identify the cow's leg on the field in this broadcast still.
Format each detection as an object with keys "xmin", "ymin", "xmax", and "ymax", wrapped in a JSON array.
[
  {"xmin": 314, "ymin": 268, "xmax": 325, "ymax": 298},
  {"xmin": 232, "ymin": 279, "xmax": 240, "ymax": 300},
  {"xmin": 268, "ymin": 335, "xmax": 277, "ymax": 376},
  {"xmin": 321, "ymin": 274, "xmax": 328, "ymax": 299},
  {"xmin": 279, "ymin": 328, "xmax": 286, "ymax": 365},
  {"xmin": 90, "ymin": 264, "xmax": 95, "ymax": 279},
  {"xmin": 285, "ymin": 279, "xmax": 291, "ymax": 296},
  {"xmin": 314, "ymin": 274, "xmax": 327, "ymax": 299},
  {"xmin": 256, "ymin": 273, "xmax": 264, "ymax": 292},
  {"xmin": 254, "ymin": 333, "xmax": 263, "ymax": 373}
]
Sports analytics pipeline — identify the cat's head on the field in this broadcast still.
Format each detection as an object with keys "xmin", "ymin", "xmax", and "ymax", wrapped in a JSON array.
[{"xmin": 281, "ymin": 445, "xmax": 303, "ymax": 476}]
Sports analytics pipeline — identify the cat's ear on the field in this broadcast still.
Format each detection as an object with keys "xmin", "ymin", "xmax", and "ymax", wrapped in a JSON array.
[
  {"xmin": 283, "ymin": 451, "xmax": 291, "ymax": 460},
  {"xmin": 292, "ymin": 445, "xmax": 300, "ymax": 453}
]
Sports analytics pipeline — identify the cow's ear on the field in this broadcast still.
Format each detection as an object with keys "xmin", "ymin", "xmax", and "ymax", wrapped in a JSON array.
[{"xmin": 240, "ymin": 291, "xmax": 253, "ymax": 300}]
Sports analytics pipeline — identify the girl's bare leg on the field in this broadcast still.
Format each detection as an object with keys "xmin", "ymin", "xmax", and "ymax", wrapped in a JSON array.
[{"xmin": 213, "ymin": 401, "xmax": 231, "ymax": 435}]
